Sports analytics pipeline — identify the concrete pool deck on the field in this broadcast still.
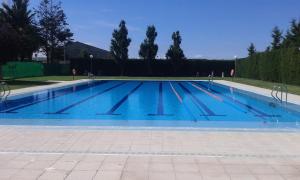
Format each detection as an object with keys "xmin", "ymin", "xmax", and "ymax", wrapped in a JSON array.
[
  {"xmin": 215, "ymin": 80, "xmax": 300, "ymax": 106},
  {"xmin": 9, "ymin": 79, "xmax": 91, "ymax": 97},
  {"xmin": 2, "ymin": 79, "xmax": 300, "ymax": 179},
  {"xmin": 0, "ymin": 126, "xmax": 299, "ymax": 180}
]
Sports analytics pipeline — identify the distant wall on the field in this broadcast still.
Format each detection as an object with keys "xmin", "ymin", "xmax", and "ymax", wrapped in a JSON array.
[{"xmin": 70, "ymin": 59, "xmax": 234, "ymax": 77}]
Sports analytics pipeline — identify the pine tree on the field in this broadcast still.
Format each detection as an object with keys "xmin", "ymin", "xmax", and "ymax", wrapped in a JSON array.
[
  {"xmin": 247, "ymin": 43, "xmax": 256, "ymax": 56},
  {"xmin": 271, "ymin": 26, "xmax": 282, "ymax": 50},
  {"xmin": 110, "ymin": 20, "xmax": 131, "ymax": 75},
  {"xmin": 36, "ymin": 0, "xmax": 73, "ymax": 64}
]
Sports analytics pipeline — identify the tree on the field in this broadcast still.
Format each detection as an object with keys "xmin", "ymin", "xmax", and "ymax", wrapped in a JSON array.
[
  {"xmin": 271, "ymin": 26, "xmax": 282, "ymax": 50},
  {"xmin": 110, "ymin": 20, "xmax": 131, "ymax": 75},
  {"xmin": 166, "ymin": 31, "xmax": 185, "ymax": 60},
  {"xmin": 139, "ymin": 25, "xmax": 158, "ymax": 75},
  {"xmin": 35, "ymin": 0, "xmax": 73, "ymax": 64},
  {"xmin": 139, "ymin": 25, "xmax": 158, "ymax": 60},
  {"xmin": 247, "ymin": 43, "xmax": 256, "ymax": 56},
  {"xmin": 0, "ymin": 22, "xmax": 20, "ymax": 63},
  {"xmin": 166, "ymin": 31, "xmax": 185, "ymax": 75},
  {"xmin": 0, "ymin": 0, "xmax": 39, "ymax": 60},
  {"xmin": 283, "ymin": 19, "xmax": 300, "ymax": 48}
]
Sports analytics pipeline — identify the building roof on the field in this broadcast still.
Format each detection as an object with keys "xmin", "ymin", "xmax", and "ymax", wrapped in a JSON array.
[{"xmin": 66, "ymin": 41, "xmax": 113, "ymax": 59}]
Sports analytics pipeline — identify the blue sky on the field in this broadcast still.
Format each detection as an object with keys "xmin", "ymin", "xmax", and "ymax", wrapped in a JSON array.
[{"xmin": 29, "ymin": 0, "xmax": 300, "ymax": 59}]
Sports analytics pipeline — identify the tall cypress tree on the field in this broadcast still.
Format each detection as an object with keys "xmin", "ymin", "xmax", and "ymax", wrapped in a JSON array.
[
  {"xmin": 166, "ymin": 31, "xmax": 185, "ymax": 75},
  {"xmin": 139, "ymin": 25, "xmax": 158, "ymax": 60},
  {"xmin": 247, "ymin": 43, "xmax": 256, "ymax": 56},
  {"xmin": 110, "ymin": 20, "xmax": 131, "ymax": 75},
  {"xmin": 271, "ymin": 26, "xmax": 282, "ymax": 50},
  {"xmin": 166, "ymin": 31, "xmax": 185, "ymax": 60},
  {"xmin": 283, "ymin": 19, "xmax": 300, "ymax": 48},
  {"xmin": 139, "ymin": 25, "xmax": 158, "ymax": 75}
]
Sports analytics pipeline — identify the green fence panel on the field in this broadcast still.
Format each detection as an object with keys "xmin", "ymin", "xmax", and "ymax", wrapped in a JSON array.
[{"xmin": 2, "ymin": 61, "xmax": 44, "ymax": 79}]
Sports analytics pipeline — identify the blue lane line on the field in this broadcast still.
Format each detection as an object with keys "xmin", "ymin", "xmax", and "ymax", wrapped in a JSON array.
[
  {"xmin": 148, "ymin": 82, "xmax": 172, "ymax": 116},
  {"xmin": 158, "ymin": 82, "xmax": 164, "ymax": 115},
  {"xmin": 51, "ymin": 82, "xmax": 127, "ymax": 114},
  {"xmin": 1, "ymin": 81, "xmax": 108, "ymax": 113},
  {"xmin": 196, "ymin": 82, "xmax": 279, "ymax": 118},
  {"xmin": 178, "ymin": 83, "xmax": 217, "ymax": 117},
  {"xmin": 103, "ymin": 82, "xmax": 144, "ymax": 115}
]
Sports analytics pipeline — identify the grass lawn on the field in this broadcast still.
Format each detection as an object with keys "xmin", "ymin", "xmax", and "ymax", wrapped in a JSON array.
[{"xmin": 2, "ymin": 76, "xmax": 300, "ymax": 95}]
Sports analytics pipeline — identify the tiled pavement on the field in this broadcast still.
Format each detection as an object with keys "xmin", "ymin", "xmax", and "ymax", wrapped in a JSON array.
[
  {"xmin": 0, "ymin": 153, "xmax": 300, "ymax": 180},
  {"xmin": 0, "ymin": 127, "xmax": 299, "ymax": 179}
]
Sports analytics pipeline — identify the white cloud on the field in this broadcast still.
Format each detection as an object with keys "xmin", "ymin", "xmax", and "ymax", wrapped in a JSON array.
[
  {"xmin": 94, "ymin": 20, "xmax": 116, "ymax": 29},
  {"xmin": 127, "ymin": 24, "xmax": 142, "ymax": 32},
  {"xmin": 194, "ymin": 54, "xmax": 203, "ymax": 58}
]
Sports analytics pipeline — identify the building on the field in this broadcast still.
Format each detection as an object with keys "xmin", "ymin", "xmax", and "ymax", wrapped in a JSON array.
[{"xmin": 65, "ymin": 41, "xmax": 113, "ymax": 60}]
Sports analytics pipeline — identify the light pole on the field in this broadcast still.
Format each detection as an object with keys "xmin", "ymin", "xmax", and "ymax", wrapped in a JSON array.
[
  {"xmin": 63, "ymin": 43, "xmax": 66, "ymax": 64},
  {"xmin": 234, "ymin": 55, "xmax": 238, "ymax": 78},
  {"xmin": 89, "ymin": 54, "xmax": 93, "ymax": 76}
]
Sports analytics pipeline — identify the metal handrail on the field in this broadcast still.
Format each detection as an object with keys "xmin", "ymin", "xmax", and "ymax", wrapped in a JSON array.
[
  {"xmin": 208, "ymin": 74, "xmax": 214, "ymax": 84},
  {"xmin": 0, "ymin": 82, "xmax": 11, "ymax": 102},
  {"xmin": 281, "ymin": 84, "xmax": 288, "ymax": 103},
  {"xmin": 0, "ymin": 84, "xmax": 5, "ymax": 99},
  {"xmin": 271, "ymin": 84, "xmax": 288, "ymax": 103}
]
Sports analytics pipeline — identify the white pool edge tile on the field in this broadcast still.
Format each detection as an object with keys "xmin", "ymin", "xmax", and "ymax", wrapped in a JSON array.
[{"xmin": 9, "ymin": 79, "xmax": 92, "ymax": 97}]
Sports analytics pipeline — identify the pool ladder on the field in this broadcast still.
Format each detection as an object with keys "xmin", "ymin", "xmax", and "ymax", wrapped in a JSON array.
[
  {"xmin": 208, "ymin": 74, "xmax": 214, "ymax": 90},
  {"xmin": 271, "ymin": 84, "xmax": 288, "ymax": 104},
  {"xmin": 208, "ymin": 74, "xmax": 214, "ymax": 84},
  {"xmin": 0, "ymin": 82, "xmax": 11, "ymax": 102}
]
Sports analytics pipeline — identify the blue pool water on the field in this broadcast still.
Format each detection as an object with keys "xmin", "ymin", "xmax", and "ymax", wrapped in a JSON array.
[{"xmin": 0, "ymin": 80, "xmax": 300, "ymax": 129}]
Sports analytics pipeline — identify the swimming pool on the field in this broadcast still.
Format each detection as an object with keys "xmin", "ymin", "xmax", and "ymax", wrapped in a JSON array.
[{"xmin": 0, "ymin": 80, "xmax": 300, "ymax": 129}]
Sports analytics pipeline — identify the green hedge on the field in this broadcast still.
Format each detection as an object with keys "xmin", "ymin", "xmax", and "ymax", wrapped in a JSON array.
[
  {"xmin": 70, "ymin": 58, "xmax": 234, "ymax": 77},
  {"xmin": 44, "ymin": 64, "xmax": 70, "ymax": 76},
  {"xmin": 236, "ymin": 48, "xmax": 300, "ymax": 85}
]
